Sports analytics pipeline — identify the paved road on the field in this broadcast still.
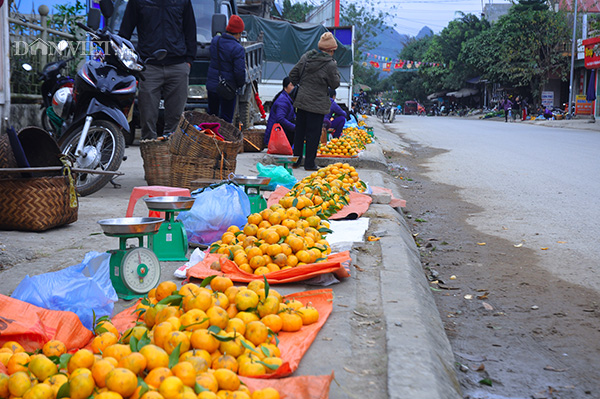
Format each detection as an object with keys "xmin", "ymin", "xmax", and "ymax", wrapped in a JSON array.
[{"xmin": 390, "ymin": 116, "xmax": 600, "ymax": 293}]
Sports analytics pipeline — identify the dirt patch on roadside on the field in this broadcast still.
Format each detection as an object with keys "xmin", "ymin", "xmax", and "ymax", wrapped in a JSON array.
[{"xmin": 386, "ymin": 142, "xmax": 600, "ymax": 399}]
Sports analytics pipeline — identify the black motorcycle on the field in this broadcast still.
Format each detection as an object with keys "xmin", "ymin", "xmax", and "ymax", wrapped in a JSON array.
[{"xmin": 56, "ymin": 0, "xmax": 164, "ymax": 196}]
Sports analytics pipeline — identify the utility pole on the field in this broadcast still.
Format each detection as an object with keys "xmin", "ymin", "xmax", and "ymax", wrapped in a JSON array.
[{"xmin": 568, "ymin": 0, "xmax": 579, "ymax": 118}]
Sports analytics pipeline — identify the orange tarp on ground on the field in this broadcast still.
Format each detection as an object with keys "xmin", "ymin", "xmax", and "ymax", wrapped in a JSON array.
[
  {"xmin": 110, "ymin": 289, "xmax": 334, "ymax": 379},
  {"xmin": 241, "ymin": 372, "xmax": 334, "ymax": 399},
  {"xmin": 186, "ymin": 251, "xmax": 351, "ymax": 284},
  {"xmin": 0, "ymin": 295, "xmax": 94, "ymax": 353},
  {"xmin": 267, "ymin": 187, "xmax": 372, "ymax": 220}
]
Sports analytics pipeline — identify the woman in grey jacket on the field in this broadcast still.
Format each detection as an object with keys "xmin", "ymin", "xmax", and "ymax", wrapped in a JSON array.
[{"xmin": 289, "ymin": 32, "xmax": 340, "ymax": 171}]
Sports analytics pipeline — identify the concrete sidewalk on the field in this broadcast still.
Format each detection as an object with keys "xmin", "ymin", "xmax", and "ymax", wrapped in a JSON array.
[{"xmin": 0, "ymin": 117, "xmax": 460, "ymax": 398}]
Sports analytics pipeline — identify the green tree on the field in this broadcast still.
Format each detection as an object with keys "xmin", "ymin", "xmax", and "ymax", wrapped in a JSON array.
[
  {"xmin": 418, "ymin": 13, "xmax": 490, "ymax": 93},
  {"xmin": 461, "ymin": 6, "xmax": 570, "ymax": 104},
  {"xmin": 271, "ymin": 0, "xmax": 314, "ymax": 23},
  {"xmin": 339, "ymin": 1, "xmax": 393, "ymax": 88}
]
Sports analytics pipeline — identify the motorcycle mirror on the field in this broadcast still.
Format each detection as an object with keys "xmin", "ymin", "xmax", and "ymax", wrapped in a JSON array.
[
  {"xmin": 87, "ymin": 8, "xmax": 101, "ymax": 30},
  {"xmin": 57, "ymin": 40, "xmax": 68, "ymax": 52},
  {"xmin": 211, "ymin": 14, "xmax": 227, "ymax": 37},
  {"xmin": 152, "ymin": 49, "xmax": 167, "ymax": 61},
  {"xmin": 22, "ymin": 63, "xmax": 32, "ymax": 71},
  {"xmin": 99, "ymin": 0, "xmax": 114, "ymax": 18}
]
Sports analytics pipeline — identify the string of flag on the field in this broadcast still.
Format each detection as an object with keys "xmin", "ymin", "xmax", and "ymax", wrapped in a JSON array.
[{"xmin": 362, "ymin": 52, "xmax": 446, "ymax": 71}]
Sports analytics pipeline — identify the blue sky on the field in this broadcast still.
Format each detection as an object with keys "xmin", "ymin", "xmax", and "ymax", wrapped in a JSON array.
[{"xmin": 13, "ymin": 0, "xmax": 514, "ymax": 36}]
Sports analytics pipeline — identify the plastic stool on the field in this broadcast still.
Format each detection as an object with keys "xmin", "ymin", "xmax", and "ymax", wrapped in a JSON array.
[{"xmin": 126, "ymin": 186, "xmax": 191, "ymax": 218}]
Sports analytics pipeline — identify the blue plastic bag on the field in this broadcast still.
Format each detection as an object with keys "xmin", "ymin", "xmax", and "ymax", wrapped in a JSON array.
[
  {"xmin": 256, "ymin": 162, "xmax": 297, "ymax": 191},
  {"xmin": 178, "ymin": 183, "xmax": 251, "ymax": 246},
  {"xmin": 11, "ymin": 251, "xmax": 117, "ymax": 331}
]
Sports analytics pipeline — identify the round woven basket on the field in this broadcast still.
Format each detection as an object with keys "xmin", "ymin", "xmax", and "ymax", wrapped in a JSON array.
[
  {"xmin": 170, "ymin": 154, "xmax": 237, "ymax": 190},
  {"xmin": 170, "ymin": 111, "xmax": 243, "ymax": 159},
  {"xmin": 140, "ymin": 139, "xmax": 172, "ymax": 186},
  {"xmin": 243, "ymin": 128, "xmax": 266, "ymax": 152}
]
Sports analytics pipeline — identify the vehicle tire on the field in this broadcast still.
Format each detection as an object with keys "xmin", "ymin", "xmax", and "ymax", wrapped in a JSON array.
[
  {"xmin": 236, "ymin": 100, "xmax": 253, "ymax": 131},
  {"xmin": 58, "ymin": 119, "xmax": 125, "ymax": 197}
]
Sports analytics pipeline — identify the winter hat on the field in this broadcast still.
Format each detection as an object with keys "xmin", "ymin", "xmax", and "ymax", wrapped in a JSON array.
[
  {"xmin": 283, "ymin": 76, "xmax": 292, "ymax": 88},
  {"xmin": 318, "ymin": 32, "xmax": 338, "ymax": 51},
  {"xmin": 227, "ymin": 15, "xmax": 245, "ymax": 34}
]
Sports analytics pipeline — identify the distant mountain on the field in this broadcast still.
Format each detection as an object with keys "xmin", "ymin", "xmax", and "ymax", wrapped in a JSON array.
[{"xmin": 366, "ymin": 24, "xmax": 433, "ymax": 76}]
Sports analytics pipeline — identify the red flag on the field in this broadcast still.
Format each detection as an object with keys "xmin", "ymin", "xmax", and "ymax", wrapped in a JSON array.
[
  {"xmin": 369, "ymin": 61, "xmax": 380, "ymax": 69},
  {"xmin": 383, "ymin": 62, "xmax": 391, "ymax": 72},
  {"xmin": 394, "ymin": 61, "xmax": 405, "ymax": 69}
]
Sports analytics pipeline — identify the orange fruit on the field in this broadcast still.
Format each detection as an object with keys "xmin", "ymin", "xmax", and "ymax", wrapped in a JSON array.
[
  {"xmin": 238, "ymin": 359, "xmax": 266, "ymax": 377},
  {"xmin": 280, "ymin": 311, "xmax": 302, "ymax": 332},
  {"xmin": 179, "ymin": 309, "xmax": 210, "ymax": 332},
  {"xmin": 69, "ymin": 372, "xmax": 95, "ymax": 399},
  {"xmin": 234, "ymin": 290, "xmax": 259, "ymax": 311},
  {"xmin": 244, "ymin": 321, "xmax": 268, "ymax": 346},
  {"xmin": 158, "ymin": 376, "xmax": 185, "ymax": 399},
  {"xmin": 184, "ymin": 356, "xmax": 209, "ymax": 374},
  {"xmin": 102, "ymin": 344, "xmax": 132, "ymax": 362},
  {"xmin": 7, "ymin": 351, "xmax": 30, "ymax": 374},
  {"xmin": 225, "ymin": 317, "xmax": 246, "ymax": 336},
  {"xmin": 260, "ymin": 314, "xmax": 282, "ymax": 333},
  {"xmin": 95, "ymin": 320, "xmax": 119, "ymax": 337},
  {"xmin": 28, "ymin": 354, "xmax": 58, "ymax": 381},
  {"xmin": 95, "ymin": 392, "xmax": 125, "ymax": 399},
  {"xmin": 155, "ymin": 306, "xmax": 182, "ymax": 326},
  {"xmin": 42, "ymin": 340, "xmax": 67, "ymax": 358},
  {"xmin": 8, "ymin": 371, "xmax": 32, "ymax": 397},
  {"xmin": 211, "ymin": 276, "xmax": 233, "ymax": 293},
  {"xmin": 298, "ymin": 305, "xmax": 319, "ymax": 325},
  {"xmin": 248, "ymin": 255, "xmax": 266, "ymax": 270},
  {"xmin": 182, "ymin": 289, "xmax": 212, "ymax": 312},
  {"xmin": 211, "ymin": 292, "xmax": 230, "ymax": 309},
  {"xmin": 212, "ymin": 369, "xmax": 240, "ymax": 391},
  {"xmin": 235, "ymin": 311, "xmax": 259, "ymax": 325},
  {"xmin": 190, "ymin": 329, "xmax": 220, "ymax": 353},
  {"xmin": 163, "ymin": 331, "xmax": 191, "ymax": 355},
  {"xmin": 91, "ymin": 332, "xmax": 119, "ymax": 354},
  {"xmin": 141, "ymin": 391, "xmax": 165, "ymax": 399},
  {"xmin": 218, "ymin": 334, "xmax": 245, "ymax": 358},
  {"xmin": 144, "ymin": 367, "xmax": 173, "ymax": 389},
  {"xmin": 105, "ymin": 367, "xmax": 138, "ymax": 398},
  {"xmin": 139, "ymin": 344, "xmax": 170, "ymax": 370},
  {"xmin": 253, "ymin": 266, "xmax": 270, "ymax": 276},
  {"xmin": 206, "ymin": 306, "xmax": 229, "ymax": 329},
  {"xmin": 2, "ymin": 341, "xmax": 24, "ymax": 353},
  {"xmin": 91, "ymin": 358, "xmax": 115, "ymax": 388},
  {"xmin": 211, "ymin": 354, "xmax": 238, "ymax": 372},
  {"xmin": 261, "ymin": 357, "xmax": 282, "ymax": 374},
  {"xmin": 118, "ymin": 352, "xmax": 147, "ymax": 376},
  {"xmin": 251, "ymin": 387, "xmax": 280, "ymax": 399},
  {"xmin": 195, "ymin": 372, "xmax": 219, "ymax": 393},
  {"xmin": 156, "ymin": 281, "xmax": 178, "ymax": 301},
  {"xmin": 67, "ymin": 349, "xmax": 94, "ymax": 373},
  {"xmin": 171, "ymin": 361, "xmax": 196, "ymax": 387},
  {"xmin": 22, "ymin": 382, "xmax": 53, "ymax": 399},
  {"xmin": 43, "ymin": 374, "xmax": 68, "ymax": 397}
]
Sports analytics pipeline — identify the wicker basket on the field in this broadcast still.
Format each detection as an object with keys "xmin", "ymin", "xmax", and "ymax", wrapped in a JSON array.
[
  {"xmin": 243, "ymin": 129, "xmax": 266, "ymax": 152},
  {"xmin": 0, "ymin": 175, "xmax": 78, "ymax": 231},
  {"xmin": 170, "ymin": 111, "xmax": 243, "ymax": 159},
  {"xmin": 0, "ymin": 129, "xmax": 18, "ymax": 170},
  {"xmin": 170, "ymin": 154, "xmax": 237, "ymax": 190},
  {"xmin": 140, "ymin": 139, "xmax": 172, "ymax": 186}
]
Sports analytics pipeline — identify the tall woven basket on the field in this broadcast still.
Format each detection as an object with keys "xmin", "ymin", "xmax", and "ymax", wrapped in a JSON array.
[
  {"xmin": 140, "ymin": 139, "xmax": 172, "ymax": 186},
  {"xmin": 0, "ymin": 175, "xmax": 78, "ymax": 231},
  {"xmin": 242, "ymin": 127, "xmax": 266, "ymax": 152},
  {"xmin": 170, "ymin": 111, "xmax": 243, "ymax": 159},
  {"xmin": 170, "ymin": 154, "xmax": 236, "ymax": 190}
]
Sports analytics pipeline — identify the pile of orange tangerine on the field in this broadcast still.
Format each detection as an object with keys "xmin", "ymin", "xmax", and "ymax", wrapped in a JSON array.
[
  {"xmin": 210, "ymin": 204, "xmax": 332, "ymax": 274},
  {"xmin": 317, "ymin": 127, "xmax": 372, "ymax": 158},
  {"xmin": 0, "ymin": 277, "xmax": 318, "ymax": 399}
]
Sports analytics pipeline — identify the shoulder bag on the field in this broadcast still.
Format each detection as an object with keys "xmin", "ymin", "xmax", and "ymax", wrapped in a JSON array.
[
  {"xmin": 215, "ymin": 37, "xmax": 237, "ymax": 101},
  {"xmin": 289, "ymin": 59, "xmax": 307, "ymax": 101}
]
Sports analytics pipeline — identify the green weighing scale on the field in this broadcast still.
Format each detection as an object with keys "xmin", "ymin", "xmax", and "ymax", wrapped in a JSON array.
[
  {"xmin": 229, "ymin": 174, "xmax": 271, "ymax": 214},
  {"xmin": 97, "ymin": 217, "xmax": 163, "ymax": 300},
  {"xmin": 272, "ymin": 155, "xmax": 299, "ymax": 174},
  {"xmin": 143, "ymin": 196, "xmax": 195, "ymax": 262}
]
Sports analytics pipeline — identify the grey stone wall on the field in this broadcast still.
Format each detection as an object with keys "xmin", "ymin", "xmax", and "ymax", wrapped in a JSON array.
[{"xmin": 9, "ymin": 104, "xmax": 42, "ymax": 131}]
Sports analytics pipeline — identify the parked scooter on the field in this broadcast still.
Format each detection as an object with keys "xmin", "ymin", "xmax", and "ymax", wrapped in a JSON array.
[
  {"xmin": 22, "ymin": 40, "xmax": 74, "ymax": 137},
  {"xmin": 56, "ymin": 0, "xmax": 165, "ymax": 196}
]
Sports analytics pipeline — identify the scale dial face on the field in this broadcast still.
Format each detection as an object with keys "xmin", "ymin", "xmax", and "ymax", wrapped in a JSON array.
[{"xmin": 121, "ymin": 247, "xmax": 161, "ymax": 294}]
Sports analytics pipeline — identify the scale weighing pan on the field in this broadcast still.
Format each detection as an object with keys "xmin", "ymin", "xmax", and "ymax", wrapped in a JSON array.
[
  {"xmin": 229, "ymin": 174, "xmax": 271, "ymax": 185},
  {"xmin": 98, "ymin": 217, "xmax": 164, "ymax": 236},
  {"xmin": 143, "ymin": 196, "xmax": 195, "ymax": 211}
]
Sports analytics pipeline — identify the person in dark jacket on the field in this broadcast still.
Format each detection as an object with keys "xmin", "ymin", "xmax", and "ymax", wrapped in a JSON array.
[
  {"xmin": 119, "ymin": 0, "xmax": 196, "ymax": 140},
  {"xmin": 206, "ymin": 15, "xmax": 246, "ymax": 123},
  {"xmin": 289, "ymin": 32, "xmax": 340, "ymax": 171},
  {"xmin": 501, "ymin": 97, "xmax": 513, "ymax": 122},
  {"xmin": 323, "ymin": 88, "xmax": 347, "ymax": 138},
  {"xmin": 264, "ymin": 77, "xmax": 296, "ymax": 146}
]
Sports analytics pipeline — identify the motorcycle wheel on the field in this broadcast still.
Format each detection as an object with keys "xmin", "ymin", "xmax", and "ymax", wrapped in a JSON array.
[{"xmin": 58, "ymin": 119, "xmax": 125, "ymax": 197}]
